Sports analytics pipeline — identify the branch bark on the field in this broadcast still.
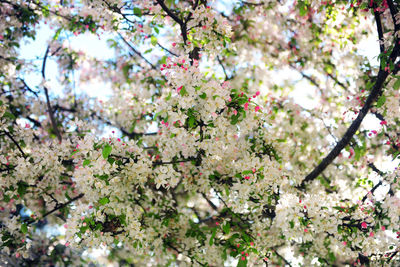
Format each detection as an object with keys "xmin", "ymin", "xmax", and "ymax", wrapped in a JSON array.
[{"xmin": 300, "ymin": 40, "xmax": 400, "ymax": 187}]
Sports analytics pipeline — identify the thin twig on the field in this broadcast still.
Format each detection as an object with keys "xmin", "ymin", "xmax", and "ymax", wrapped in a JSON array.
[
  {"xmin": 157, "ymin": 41, "xmax": 178, "ymax": 57},
  {"xmin": 4, "ymin": 131, "xmax": 26, "ymax": 158},
  {"xmin": 42, "ymin": 45, "xmax": 62, "ymax": 142},
  {"xmin": 28, "ymin": 193, "xmax": 84, "ymax": 225},
  {"xmin": 217, "ymin": 56, "xmax": 230, "ymax": 80},
  {"xmin": 327, "ymin": 73, "xmax": 347, "ymax": 90},
  {"xmin": 118, "ymin": 33, "xmax": 156, "ymax": 69}
]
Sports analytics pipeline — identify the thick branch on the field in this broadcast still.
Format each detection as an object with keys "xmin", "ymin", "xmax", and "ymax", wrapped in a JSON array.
[
  {"xmin": 387, "ymin": 0, "xmax": 400, "ymax": 32},
  {"xmin": 374, "ymin": 9, "xmax": 385, "ymax": 53},
  {"xmin": 155, "ymin": 0, "xmax": 184, "ymax": 25},
  {"xmin": 301, "ymin": 41, "xmax": 400, "ymax": 187},
  {"xmin": 201, "ymin": 193, "xmax": 218, "ymax": 211}
]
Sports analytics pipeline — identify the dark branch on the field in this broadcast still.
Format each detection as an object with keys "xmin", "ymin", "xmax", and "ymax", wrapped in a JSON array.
[
  {"xmin": 42, "ymin": 45, "xmax": 62, "ymax": 142},
  {"xmin": 327, "ymin": 73, "xmax": 347, "ymax": 90},
  {"xmin": 4, "ymin": 131, "xmax": 26, "ymax": 158},
  {"xmin": 374, "ymin": 9, "xmax": 385, "ymax": 53},
  {"xmin": 28, "ymin": 193, "xmax": 84, "ymax": 225},
  {"xmin": 157, "ymin": 41, "xmax": 178, "ymax": 57},
  {"xmin": 387, "ymin": 0, "xmax": 400, "ymax": 32},
  {"xmin": 217, "ymin": 56, "xmax": 230, "ymax": 80},
  {"xmin": 300, "ymin": 40, "xmax": 400, "ymax": 187},
  {"xmin": 155, "ymin": 0, "xmax": 184, "ymax": 25},
  {"xmin": 201, "ymin": 193, "xmax": 218, "ymax": 211},
  {"xmin": 118, "ymin": 33, "xmax": 157, "ymax": 69}
]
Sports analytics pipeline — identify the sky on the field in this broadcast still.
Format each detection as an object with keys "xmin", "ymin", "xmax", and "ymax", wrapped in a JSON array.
[{"xmin": 17, "ymin": 1, "xmax": 395, "ymax": 168}]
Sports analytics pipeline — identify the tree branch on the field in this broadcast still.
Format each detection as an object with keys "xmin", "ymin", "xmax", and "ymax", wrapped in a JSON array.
[
  {"xmin": 155, "ymin": 0, "xmax": 184, "ymax": 25},
  {"xmin": 4, "ymin": 131, "xmax": 26, "ymax": 158},
  {"xmin": 118, "ymin": 33, "xmax": 157, "ymax": 69},
  {"xmin": 42, "ymin": 45, "xmax": 62, "ymax": 142},
  {"xmin": 157, "ymin": 41, "xmax": 178, "ymax": 57},
  {"xmin": 327, "ymin": 73, "xmax": 347, "ymax": 90},
  {"xmin": 28, "ymin": 193, "xmax": 84, "ymax": 225},
  {"xmin": 387, "ymin": 0, "xmax": 400, "ymax": 32},
  {"xmin": 300, "ymin": 40, "xmax": 400, "ymax": 187},
  {"xmin": 374, "ymin": 9, "xmax": 385, "ymax": 53},
  {"xmin": 217, "ymin": 56, "xmax": 231, "ymax": 80}
]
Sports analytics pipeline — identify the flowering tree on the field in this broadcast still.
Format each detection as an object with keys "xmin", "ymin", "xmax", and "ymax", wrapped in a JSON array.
[{"xmin": 1, "ymin": 0, "xmax": 400, "ymax": 266}]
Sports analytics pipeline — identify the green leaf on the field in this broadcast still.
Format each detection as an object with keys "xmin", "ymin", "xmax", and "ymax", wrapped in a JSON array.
[
  {"xmin": 53, "ymin": 28, "xmax": 62, "ymax": 40},
  {"xmin": 209, "ymin": 227, "xmax": 217, "ymax": 246},
  {"xmin": 393, "ymin": 78, "xmax": 400, "ymax": 90},
  {"xmin": 21, "ymin": 224, "xmax": 28, "ymax": 234},
  {"xmin": 133, "ymin": 7, "xmax": 142, "ymax": 17},
  {"xmin": 102, "ymin": 144, "xmax": 112, "ymax": 159},
  {"xmin": 297, "ymin": 1, "xmax": 308, "ymax": 16},
  {"xmin": 237, "ymin": 257, "xmax": 247, "ymax": 267},
  {"xmin": 99, "ymin": 197, "xmax": 110, "ymax": 205},
  {"xmin": 108, "ymin": 157, "xmax": 115, "ymax": 165},
  {"xmin": 237, "ymin": 98, "xmax": 248, "ymax": 105},
  {"xmin": 328, "ymin": 251, "xmax": 336, "ymax": 262},
  {"xmin": 2, "ymin": 111, "xmax": 15, "ymax": 120},
  {"xmin": 17, "ymin": 181, "xmax": 28, "ymax": 197},
  {"xmin": 166, "ymin": 92, "xmax": 172, "ymax": 101},
  {"xmin": 83, "ymin": 159, "xmax": 91, "ymax": 167},
  {"xmin": 199, "ymin": 92, "xmax": 207, "ymax": 99},
  {"xmin": 376, "ymin": 95, "xmax": 386, "ymax": 108},
  {"xmin": 223, "ymin": 222, "xmax": 230, "ymax": 235},
  {"xmin": 122, "ymin": 64, "xmax": 131, "ymax": 80},
  {"xmin": 180, "ymin": 86, "xmax": 187, "ymax": 96},
  {"xmin": 188, "ymin": 115, "xmax": 196, "ymax": 128},
  {"xmin": 241, "ymin": 233, "xmax": 250, "ymax": 243},
  {"xmin": 151, "ymin": 36, "xmax": 157, "ymax": 46},
  {"xmin": 230, "ymin": 115, "xmax": 239, "ymax": 125},
  {"xmin": 3, "ymin": 194, "xmax": 10, "ymax": 203}
]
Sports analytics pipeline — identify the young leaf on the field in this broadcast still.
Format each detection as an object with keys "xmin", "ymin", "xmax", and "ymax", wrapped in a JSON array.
[
  {"xmin": 199, "ymin": 92, "xmax": 207, "ymax": 99},
  {"xmin": 223, "ymin": 222, "xmax": 230, "ymax": 235},
  {"xmin": 99, "ymin": 197, "xmax": 110, "ymax": 205},
  {"xmin": 83, "ymin": 159, "xmax": 91, "ymax": 167},
  {"xmin": 376, "ymin": 95, "xmax": 386, "ymax": 108},
  {"xmin": 209, "ymin": 227, "xmax": 217, "ymax": 246},
  {"xmin": 133, "ymin": 7, "xmax": 142, "ymax": 17},
  {"xmin": 151, "ymin": 36, "xmax": 157, "ymax": 46},
  {"xmin": 21, "ymin": 224, "xmax": 28, "ymax": 234},
  {"xmin": 102, "ymin": 144, "xmax": 112, "ymax": 159}
]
